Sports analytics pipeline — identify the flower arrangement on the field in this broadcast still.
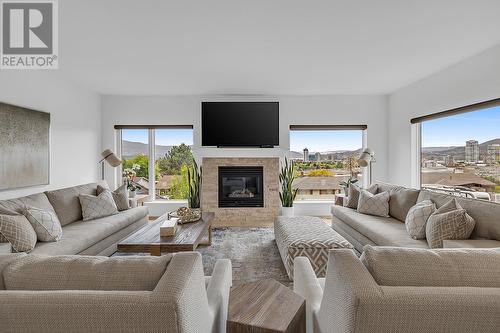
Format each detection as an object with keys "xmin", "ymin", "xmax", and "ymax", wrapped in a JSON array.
[{"xmin": 123, "ymin": 164, "xmax": 141, "ymax": 192}]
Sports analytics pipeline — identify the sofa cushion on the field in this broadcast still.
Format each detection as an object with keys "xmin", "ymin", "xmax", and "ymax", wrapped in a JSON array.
[
  {"xmin": 79, "ymin": 190, "xmax": 118, "ymax": 221},
  {"xmin": 0, "ymin": 253, "xmax": 26, "ymax": 289},
  {"xmin": 30, "ymin": 206, "xmax": 148, "ymax": 255},
  {"xmin": 3, "ymin": 254, "xmax": 171, "ymax": 291},
  {"xmin": 45, "ymin": 181, "xmax": 108, "ymax": 226},
  {"xmin": 360, "ymin": 245, "xmax": 500, "ymax": 287},
  {"xmin": 345, "ymin": 184, "xmax": 377, "ymax": 209},
  {"xmin": 24, "ymin": 206, "xmax": 63, "ymax": 242},
  {"xmin": 331, "ymin": 206, "xmax": 428, "ymax": 248},
  {"xmin": 426, "ymin": 199, "xmax": 475, "ymax": 248},
  {"xmin": 388, "ymin": 187, "xmax": 420, "ymax": 222},
  {"xmin": 357, "ymin": 190, "xmax": 389, "ymax": 217},
  {"xmin": 0, "ymin": 214, "xmax": 37, "ymax": 252},
  {"xmin": 418, "ymin": 189, "xmax": 500, "ymax": 240},
  {"xmin": 405, "ymin": 200, "xmax": 436, "ymax": 240},
  {"xmin": 374, "ymin": 182, "xmax": 420, "ymax": 222},
  {"xmin": 443, "ymin": 239, "xmax": 500, "ymax": 248},
  {"xmin": 0, "ymin": 192, "xmax": 56, "ymax": 216},
  {"xmin": 97, "ymin": 184, "xmax": 129, "ymax": 211}
]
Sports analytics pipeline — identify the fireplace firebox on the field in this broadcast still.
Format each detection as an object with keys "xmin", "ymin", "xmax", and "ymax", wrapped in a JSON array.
[{"xmin": 218, "ymin": 166, "xmax": 264, "ymax": 207}]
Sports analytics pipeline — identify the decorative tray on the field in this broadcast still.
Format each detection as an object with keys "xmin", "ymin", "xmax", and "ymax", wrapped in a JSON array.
[{"xmin": 167, "ymin": 207, "xmax": 201, "ymax": 224}]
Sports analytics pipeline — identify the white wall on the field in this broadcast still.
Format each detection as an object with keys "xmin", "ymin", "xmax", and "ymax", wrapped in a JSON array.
[
  {"xmin": 388, "ymin": 45, "xmax": 500, "ymax": 187},
  {"xmin": 0, "ymin": 71, "xmax": 101, "ymax": 200},
  {"xmin": 101, "ymin": 94, "xmax": 389, "ymax": 187}
]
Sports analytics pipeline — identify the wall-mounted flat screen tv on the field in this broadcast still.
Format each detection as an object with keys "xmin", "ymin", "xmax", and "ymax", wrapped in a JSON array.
[{"xmin": 202, "ymin": 102, "xmax": 279, "ymax": 147}]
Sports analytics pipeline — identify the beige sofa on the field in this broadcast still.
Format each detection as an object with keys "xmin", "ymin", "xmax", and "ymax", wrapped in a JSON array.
[
  {"xmin": 294, "ymin": 246, "xmax": 500, "ymax": 333},
  {"xmin": 0, "ymin": 181, "xmax": 148, "ymax": 255},
  {"xmin": 0, "ymin": 252, "xmax": 232, "ymax": 333},
  {"xmin": 332, "ymin": 182, "xmax": 500, "ymax": 252}
]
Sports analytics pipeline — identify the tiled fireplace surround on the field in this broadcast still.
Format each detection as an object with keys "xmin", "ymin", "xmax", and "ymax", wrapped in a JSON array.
[{"xmin": 201, "ymin": 157, "xmax": 280, "ymax": 227}]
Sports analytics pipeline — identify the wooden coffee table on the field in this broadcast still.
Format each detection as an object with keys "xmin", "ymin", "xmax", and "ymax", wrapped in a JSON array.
[
  {"xmin": 117, "ymin": 211, "xmax": 214, "ymax": 256},
  {"xmin": 227, "ymin": 279, "xmax": 305, "ymax": 333}
]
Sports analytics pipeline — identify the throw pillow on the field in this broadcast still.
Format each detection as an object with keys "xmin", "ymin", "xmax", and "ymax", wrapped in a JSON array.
[
  {"xmin": 357, "ymin": 190, "xmax": 390, "ymax": 217},
  {"xmin": 0, "ymin": 214, "xmax": 37, "ymax": 252},
  {"xmin": 97, "ymin": 184, "xmax": 129, "ymax": 211},
  {"xmin": 23, "ymin": 207, "xmax": 63, "ymax": 242},
  {"xmin": 425, "ymin": 199, "xmax": 476, "ymax": 248},
  {"xmin": 345, "ymin": 183, "xmax": 377, "ymax": 209},
  {"xmin": 79, "ymin": 190, "xmax": 119, "ymax": 221},
  {"xmin": 405, "ymin": 200, "xmax": 436, "ymax": 239}
]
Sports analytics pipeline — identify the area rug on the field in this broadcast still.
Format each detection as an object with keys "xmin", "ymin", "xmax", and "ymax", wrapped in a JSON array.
[{"xmin": 198, "ymin": 227, "xmax": 291, "ymax": 287}]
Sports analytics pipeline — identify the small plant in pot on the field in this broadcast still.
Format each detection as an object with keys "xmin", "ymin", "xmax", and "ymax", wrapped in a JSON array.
[
  {"xmin": 187, "ymin": 158, "xmax": 202, "ymax": 210},
  {"xmin": 340, "ymin": 177, "xmax": 358, "ymax": 196},
  {"xmin": 279, "ymin": 157, "xmax": 298, "ymax": 217},
  {"xmin": 123, "ymin": 164, "xmax": 141, "ymax": 198}
]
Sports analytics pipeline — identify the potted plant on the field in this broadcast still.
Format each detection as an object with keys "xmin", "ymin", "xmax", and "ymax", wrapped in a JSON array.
[
  {"xmin": 340, "ymin": 177, "xmax": 358, "ymax": 195},
  {"xmin": 123, "ymin": 164, "xmax": 141, "ymax": 197},
  {"xmin": 279, "ymin": 157, "xmax": 298, "ymax": 216},
  {"xmin": 187, "ymin": 158, "xmax": 202, "ymax": 210}
]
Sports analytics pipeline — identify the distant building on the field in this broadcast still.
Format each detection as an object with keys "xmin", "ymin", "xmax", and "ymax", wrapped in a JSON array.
[
  {"xmin": 303, "ymin": 148, "xmax": 309, "ymax": 162},
  {"xmin": 465, "ymin": 140, "xmax": 479, "ymax": 163},
  {"xmin": 315, "ymin": 152, "xmax": 321, "ymax": 162},
  {"xmin": 293, "ymin": 176, "xmax": 346, "ymax": 200},
  {"xmin": 487, "ymin": 144, "xmax": 500, "ymax": 165},
  {"xmin": 444, "ymin": 155, "xmax": 454, "ymax": 166}
]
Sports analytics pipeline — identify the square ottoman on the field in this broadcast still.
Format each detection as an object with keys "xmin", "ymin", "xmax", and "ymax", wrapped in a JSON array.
[{"xmin": 274, "ymin": 216, "xmax": 353, "ymax": 280}]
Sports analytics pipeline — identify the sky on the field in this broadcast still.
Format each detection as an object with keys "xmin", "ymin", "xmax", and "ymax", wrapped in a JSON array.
[
  {"xmin": 122, "ymin": 129, "xmax": 193, "ymax": 146},
  {"xmin": 422, "ymin": 106, "xmax": 500, "ymax": 147},
  {"xmin": 290, "ymin": 130, "xmax": 362, "ymax": 152}
]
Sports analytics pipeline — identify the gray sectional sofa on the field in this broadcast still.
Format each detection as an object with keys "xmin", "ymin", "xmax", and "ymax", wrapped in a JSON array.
[
  {"xmin": 332, "ymin": 182, "xmax": 500, "ymax": 253},
  {"xmin": 0, "ymin": 181, "xmax": 148, "ymax": 256}
]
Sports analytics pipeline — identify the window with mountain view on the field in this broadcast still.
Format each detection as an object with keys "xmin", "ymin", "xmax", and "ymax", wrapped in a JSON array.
[
  {"xmin": 289, "ymin": 128, "xmax": 363, "ymax": 201},
  {"xmin": 120, "ymin": 128, "xmax": 193, "ymax": 200},
  {"xmin": 420, "ymin": 105, "xmax": 500, "ymax": 203}
]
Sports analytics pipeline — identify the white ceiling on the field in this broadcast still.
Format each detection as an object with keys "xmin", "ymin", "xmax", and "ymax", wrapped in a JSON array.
[{"xmin": 61, "ymin": 0, "xmax": 500, "ymax": 95}]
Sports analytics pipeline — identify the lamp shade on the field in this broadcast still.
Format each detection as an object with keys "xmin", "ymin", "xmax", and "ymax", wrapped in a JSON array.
[
  {"xmin": 357, "ymin": 148, "xmax": 374, "ymax": 167},
  {"xmin": 101, "ymin": 149, "xmax": 122, "ymax": 167}
]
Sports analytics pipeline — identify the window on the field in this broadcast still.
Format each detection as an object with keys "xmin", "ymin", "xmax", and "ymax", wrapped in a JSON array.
[
  {"xmin": 289, "ymin": 126, "xmax": 365, "ymax": 201},
  {"xmin": 416, "ymin": 103, "xmax": 500, "ymax": 203},
  {"xmin": 118, "ymin": 126, "xmax": 194, "ymax": 201}
]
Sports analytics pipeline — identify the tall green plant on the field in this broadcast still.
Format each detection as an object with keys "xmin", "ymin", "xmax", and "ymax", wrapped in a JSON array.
[
  {"xmin": 187, "ymin": 158, "xmax": 202, "ymax": 209},
  {"xmin": 279, "ymin": 157, "xmax": 298, "ymax": 207}
]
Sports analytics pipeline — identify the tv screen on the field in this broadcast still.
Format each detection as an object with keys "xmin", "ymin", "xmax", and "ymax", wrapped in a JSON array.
[{"xmin": 202, "ymin": 102, "xmax": 279, "ymax": 147}]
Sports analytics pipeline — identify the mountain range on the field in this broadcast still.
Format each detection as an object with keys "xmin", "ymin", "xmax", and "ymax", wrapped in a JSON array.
[
  {"xmin": 422, "ymin": 138, "xmax": 500, "ymax": 159},
  {"xmin": 122, "ymin": 141, "xmax": 176, "ymax": 159}
]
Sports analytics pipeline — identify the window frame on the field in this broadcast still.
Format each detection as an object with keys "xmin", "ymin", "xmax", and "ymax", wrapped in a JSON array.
[
  {"xmin": 115, "ymin": 125, "xmax": 194, "ymax": 201},
  {"xmin": 412, "ymin": 98, "xmax": 500, "ymax": 191}
]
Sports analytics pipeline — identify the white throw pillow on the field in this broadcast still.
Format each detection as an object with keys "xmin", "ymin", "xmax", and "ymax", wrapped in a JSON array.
[
  {"xmin": 405, "ymin": 200, "xmax": 436, "ymax": 239},
  {"xmin": 425, "ymin": 199, "xmax": 476, "ymax": 248},
  {"xmin": 357, "ymin": 190, "xmax": 390, "ymax": 217},
  {"xmin": 79, "ymin": 190, "xmax": 118, "ymax": 221},
  {"xmin": 24, "ymin": 207, "xmax": 63, "ymax": 242}
]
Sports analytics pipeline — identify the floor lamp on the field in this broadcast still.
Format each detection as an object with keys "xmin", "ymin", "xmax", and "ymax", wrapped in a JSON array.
[
  {"xmin": 357, "ymin": 148, "xmax": 375, "ymax": 186},
  {"xmin": 99, "ymin": 149, "xmax": 122, "ymax": 180}
]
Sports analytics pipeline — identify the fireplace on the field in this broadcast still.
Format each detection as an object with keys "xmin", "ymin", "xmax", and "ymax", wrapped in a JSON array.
[{"xmin": 218, "ymin": 166, "xmax": 264, "ymax": 207}]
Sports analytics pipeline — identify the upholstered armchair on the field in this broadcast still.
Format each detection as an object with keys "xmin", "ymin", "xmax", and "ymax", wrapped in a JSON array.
[
  {"xmin": 294, "ymin": 246, "xmax": 500, "ymax": 333},
  {"xmin": 0, "ymin": 252, "xmax": 232, "ymax": 333}
]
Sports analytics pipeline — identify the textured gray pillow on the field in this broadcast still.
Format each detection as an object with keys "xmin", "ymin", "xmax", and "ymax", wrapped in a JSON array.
[
  {"xmin": 388, "ymin": 187, "xmax": 420, "ymax": 222},
  {"xmin": 97, "ymin": 184, "xmax": 129, "ymax": 211},
  {"xmin": 357, "ymin": 190, "xmax": 390, "ymax": 217},
  {"xmin": 0, "ymin": 214, "xmax": 37, "ymax": 252},
  {"xmin": 345, "ymin": 183, "xmax": 377, "ymax": 209},
  {"xmin": 426, "ymin": 199, "xmax": 476, "ymax": 248},
  {"xmin": 405, "ymin": 200, "xmax": 436, "ymax": 239},
  {"xmin": 24, "ymin": 206, "xmax": 63, "ymax": 242},
  {"xmin": 79, "ymin": 190, "xmax": 118, "ymax": 221}
]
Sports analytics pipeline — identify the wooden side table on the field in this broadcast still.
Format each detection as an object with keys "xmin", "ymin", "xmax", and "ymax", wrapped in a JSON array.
[
  {"xmin": 334, "ymin": 193, "xmax": 346, "ymax": 206},
  {"xmin": 227, "ymin": 279, "xmax": 305, "ymax": 333},
  {"xmin": 129, "ymin": 194, "xmax": 150, "ymax": 208}
]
